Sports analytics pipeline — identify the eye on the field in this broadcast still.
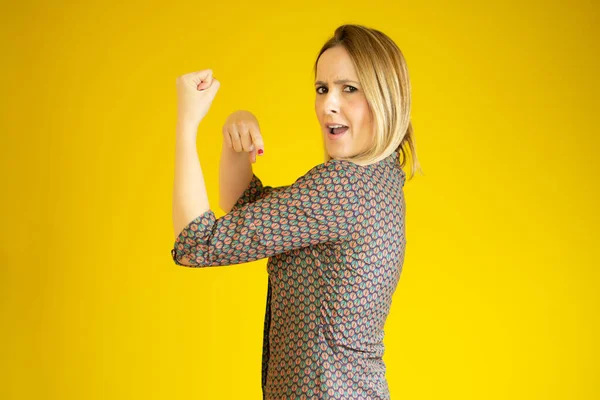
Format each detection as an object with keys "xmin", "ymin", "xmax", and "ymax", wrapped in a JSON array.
[{"xmin": 316, "ymin": 85, "xmax": 358, "ymax": 94}]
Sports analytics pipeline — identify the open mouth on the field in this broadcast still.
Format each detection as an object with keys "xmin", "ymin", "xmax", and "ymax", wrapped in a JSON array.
[{"xmin": 328, "ymin": 125, "xmax": 349, "ymax": 135}]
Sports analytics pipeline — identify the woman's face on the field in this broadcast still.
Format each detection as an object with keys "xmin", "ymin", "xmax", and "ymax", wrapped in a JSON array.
[{"xmin": 315, "ymin": 46, "xmax": 374, "ymax": 160}]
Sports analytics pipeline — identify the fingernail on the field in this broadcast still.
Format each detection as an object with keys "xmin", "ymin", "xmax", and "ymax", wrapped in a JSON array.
[{"xmin": 258, "ymin": 149, "xmax": 264, "ymax": 155}]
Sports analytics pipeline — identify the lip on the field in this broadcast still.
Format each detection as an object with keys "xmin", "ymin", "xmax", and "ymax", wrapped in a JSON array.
[
  {"xmin": 325, "ymin": 122, "xmax": 349, "ymax": 128},
  {"xmin": 325, "ymin": 125, "xmax": 349, "ymax": 140}
]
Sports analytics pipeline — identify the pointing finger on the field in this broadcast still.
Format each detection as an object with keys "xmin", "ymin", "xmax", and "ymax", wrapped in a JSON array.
[{"xmin": 248, "ymin": 124, "xmax": 264, "ymax": 155}]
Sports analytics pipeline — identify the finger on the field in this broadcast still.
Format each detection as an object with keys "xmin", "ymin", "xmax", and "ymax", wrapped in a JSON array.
[
  {"xmin": 199, "ymin": 75, "xmax": 217, "ymax": 91},
  {"xmin": 229, "ymin": 125, "xmax": 243, "ymax": 152},
  {"xmin": 249, "ymin": 148, "xmax": 257, "ymax": 163},
  {"xmin": 188, "ymin": 69, "xmax": 212, "ymax": 88},
  {"xmin": 239, "ymin": 126, "xmax": 255, "ymax": 152},
  {"xmin": 222, "ymin": 126, "xmax": 233, "ymax": 149},
  {"xmin": 248, "ymin": 124, "xmax": 264, "ymax": 155}
]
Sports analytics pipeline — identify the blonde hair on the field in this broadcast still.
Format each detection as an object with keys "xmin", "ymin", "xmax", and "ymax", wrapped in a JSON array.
[{"xmin": 314, "ymin": 24, "xmax": 423, "ymax": 180}]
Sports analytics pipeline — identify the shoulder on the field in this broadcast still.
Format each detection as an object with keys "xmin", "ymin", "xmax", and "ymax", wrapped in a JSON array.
[
  {"xmin": 296, "ymin": 160, "xmax": 370, "ymax": 203},
  {"xmin": 292, "ymin": 160, "xmax": 358, "ymax": 191},
  {"xmin": 302, "ymin": 159, "xmax": 357, "ymax": 182}
]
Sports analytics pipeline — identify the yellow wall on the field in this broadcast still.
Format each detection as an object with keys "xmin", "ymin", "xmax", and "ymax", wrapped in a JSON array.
[{"xmin": 1, "ymin": 0, "xmax": 598, "ymax": 398}]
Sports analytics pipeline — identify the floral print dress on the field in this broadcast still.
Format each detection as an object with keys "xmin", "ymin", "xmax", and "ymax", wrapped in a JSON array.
[{"xmin": 171, "ymin": 150, "xmax": 407, "ymax": 400}]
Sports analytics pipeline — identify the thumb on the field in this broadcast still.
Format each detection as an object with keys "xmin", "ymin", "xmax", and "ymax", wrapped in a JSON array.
[
  {"xmin": 249, "ymin": 148, "xmax": 257, "ymax": 163},
  {"xmin": 192, "ymin": 69, "xmax": 214, "ymax": 90},
  {"xmin": 200, "ymin": 77, "xmax": 220, "ymax": 93},
  {"xmin": 188, "ymin": 69, "xmax": 211, "ymax": 86}
]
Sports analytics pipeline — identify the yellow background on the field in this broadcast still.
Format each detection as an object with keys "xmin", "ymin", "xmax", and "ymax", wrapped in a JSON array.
[{"xmin": 1, "ymin": 0, "xmax": 598, "ymax": 399}]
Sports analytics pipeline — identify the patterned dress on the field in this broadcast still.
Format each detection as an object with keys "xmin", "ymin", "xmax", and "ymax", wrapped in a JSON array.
[{"xmin": 171, "ymin": 149, "xmax": 406, "ymax": 399}]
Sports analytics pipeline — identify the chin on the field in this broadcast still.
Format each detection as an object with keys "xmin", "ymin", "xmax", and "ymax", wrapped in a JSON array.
[{"xmin": 327, "ymin": 150, "xmax": 344, "ymax": 160}]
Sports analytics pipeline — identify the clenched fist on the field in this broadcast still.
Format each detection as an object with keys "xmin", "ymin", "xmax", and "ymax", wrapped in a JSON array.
[{"xmin": 176, "ymin": 69, "xmax": 220, "ymax": 128}]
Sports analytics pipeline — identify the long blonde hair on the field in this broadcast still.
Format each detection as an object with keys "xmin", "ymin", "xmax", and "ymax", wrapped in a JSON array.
[{"xmin": 314, "ymin": 24, "xmax": 422, "ymax": 179}]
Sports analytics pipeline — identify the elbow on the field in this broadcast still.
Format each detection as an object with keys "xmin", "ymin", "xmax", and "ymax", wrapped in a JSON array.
[{"xmin": 171, "ymin": 211, "xmax": 217, "ymax": 267}]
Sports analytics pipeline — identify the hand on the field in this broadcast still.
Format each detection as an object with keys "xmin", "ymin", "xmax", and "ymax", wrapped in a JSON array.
[
  {"xmin": 222, "ymin": 110, "xmax": 265, "ymax": 164},
  {"xmin": 176, "ymin": 69, "xmax": 220, "ymax": 129}
]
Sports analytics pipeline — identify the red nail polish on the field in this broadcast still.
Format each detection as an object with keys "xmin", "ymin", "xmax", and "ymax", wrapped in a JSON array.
[{"xmin": 258, "ymin": 149, "xmax": 264, "ymax": 155}]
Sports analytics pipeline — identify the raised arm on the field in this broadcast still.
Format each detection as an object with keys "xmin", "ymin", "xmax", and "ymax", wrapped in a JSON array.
[
  {"xmin": 172, "ymin": 122, "xmax": 211, "ymax": 266},
  {"xmin": 172, "ymin": 69, "xmax": 220, "ymax": 266}
]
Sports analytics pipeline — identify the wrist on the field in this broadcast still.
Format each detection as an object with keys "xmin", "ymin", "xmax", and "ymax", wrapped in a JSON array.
[{"xmin": 176, "ymin": 120, "xmax": 198, "ymax": 137}]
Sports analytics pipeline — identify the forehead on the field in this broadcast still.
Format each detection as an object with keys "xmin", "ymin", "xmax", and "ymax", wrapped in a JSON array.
[{"xmin": 316, "ymin": 47, "xmax": 358, "ymax": 81}]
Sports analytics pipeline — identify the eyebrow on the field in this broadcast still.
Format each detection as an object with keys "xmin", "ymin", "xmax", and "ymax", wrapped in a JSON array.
[{"xmin": 314, "ymin": 79, "xmax": 359, "ymax": 86}]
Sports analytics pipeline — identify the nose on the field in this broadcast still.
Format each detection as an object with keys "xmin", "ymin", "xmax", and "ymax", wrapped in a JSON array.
[{"xmin": 322, "ymin": 91, "xmax": 340, "ymax": 115}]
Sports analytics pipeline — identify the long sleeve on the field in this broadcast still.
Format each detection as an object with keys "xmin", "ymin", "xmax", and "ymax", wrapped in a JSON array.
[
  {"xmin": 230, "ymin": 173, "xmax": 289, "ymax": 212},
  {"xmin": 170, "ymin": 161, "xmax": 361, "ymax": 267}
]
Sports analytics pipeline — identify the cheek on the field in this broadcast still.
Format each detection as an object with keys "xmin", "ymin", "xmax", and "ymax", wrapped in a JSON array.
[
  {"xmin": 349, "ymin": 100, "xmax": 370, "ymax": 127},
  {"xmin": 315, "ymin": 98, "xmax": 323, "ymax": 115}
]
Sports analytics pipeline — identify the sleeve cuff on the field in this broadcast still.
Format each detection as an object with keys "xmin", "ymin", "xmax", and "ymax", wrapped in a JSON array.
[{"xmin": 171, "ymin": 210, "xmax": 216, "ymax": 266}]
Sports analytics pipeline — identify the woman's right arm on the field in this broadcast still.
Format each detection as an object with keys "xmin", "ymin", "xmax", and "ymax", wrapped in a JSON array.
[{"xmin": 218, "ymin": 144, "xmax": 253, "ymax": 213}]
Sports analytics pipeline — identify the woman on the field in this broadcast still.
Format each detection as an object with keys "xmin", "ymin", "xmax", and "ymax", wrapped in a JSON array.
[{"xmin": 172, "ymin": 24, "xmax": 421, "ymax": 400}]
